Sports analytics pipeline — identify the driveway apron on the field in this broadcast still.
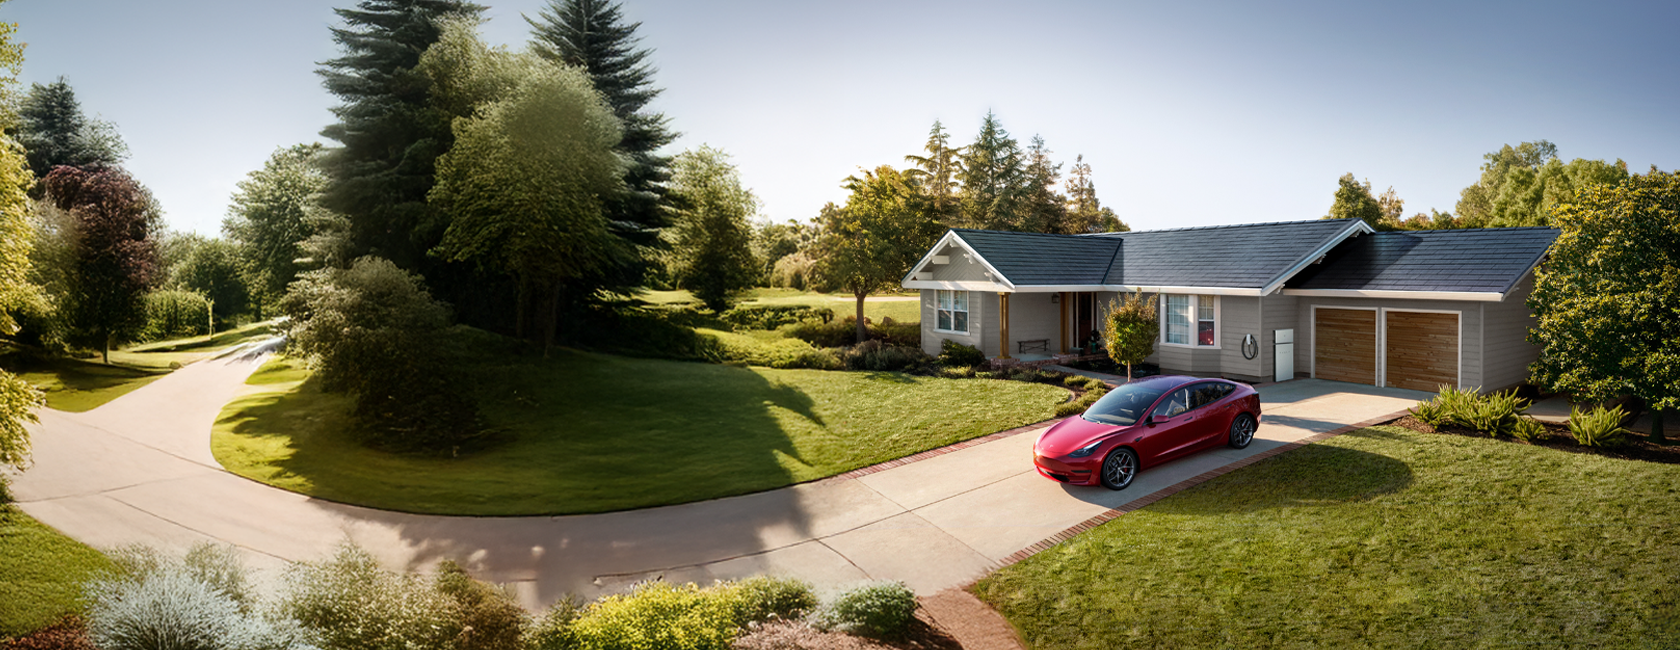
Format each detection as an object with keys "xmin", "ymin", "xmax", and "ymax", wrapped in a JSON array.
[{"xmin": 10, "ymin": 353, "xmax": 1429, "ymax": 608}]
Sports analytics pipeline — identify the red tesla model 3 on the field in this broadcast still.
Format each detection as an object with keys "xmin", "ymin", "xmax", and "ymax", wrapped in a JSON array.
[{"xmin": 1033, "ymin": 375, "xmax": 1261, "ymax": 490}]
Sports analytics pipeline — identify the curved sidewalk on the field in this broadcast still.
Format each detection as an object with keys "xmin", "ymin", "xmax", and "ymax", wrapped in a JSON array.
[{"xmin": 9, "ymin": 352, "xmax": 1428, "ymax": 608}]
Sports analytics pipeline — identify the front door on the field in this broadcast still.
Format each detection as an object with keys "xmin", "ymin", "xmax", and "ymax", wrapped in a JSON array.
[{"xmin": 1073, "ymin": 292, "xmax": 1096, "ymax": 352}]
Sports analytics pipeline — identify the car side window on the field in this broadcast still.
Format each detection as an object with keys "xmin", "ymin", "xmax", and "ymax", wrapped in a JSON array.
[
  {"xmin": 1189, "ymin": 382, "xmax": 1231, "ymax": 410},
  {"xmin": 1153, "ymin": 388, "xmax": 1191, "ymax": 418}
]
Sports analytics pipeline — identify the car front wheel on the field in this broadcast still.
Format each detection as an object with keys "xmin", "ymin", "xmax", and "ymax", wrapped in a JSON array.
[
  {"xmin": 1099, "ymin": 447, "xmax": 1138, "ymax": 490},
  {"xmin": 1228, "ymin": 412, "xmax": 1257, "ymax": 449}
]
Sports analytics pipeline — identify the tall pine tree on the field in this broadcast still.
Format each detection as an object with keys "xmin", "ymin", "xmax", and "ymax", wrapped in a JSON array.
[
  {"xmin": 527, "ymin": 0, "xmax": 675, "ymax": 294},
  {"xmin": 956, "ymin": 111, "xmax": 1025, "ymax": 231},
  {"xmin": 316, "ymin": 0, "xmax": 485, "ymax": 272},
  {"xmin": 904, "ymin": 120, "xmax": 961, "ymax": 226},
  {"xmin": 1020, "ymin": 135, "xmax": 1067, "ymax": 233},
  {"xmin": 14, "ymin": 78, "xmax": 128, "ymax": 179},
  {"xmin": 1064, "ymin": 155, "xmax": 1128, "ymax": 233}
]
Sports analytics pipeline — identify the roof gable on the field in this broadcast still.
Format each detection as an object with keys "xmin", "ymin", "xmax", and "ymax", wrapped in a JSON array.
[{"xmin": 1284, "ymin": 227, "xmax": 1559, "ymax": 294}]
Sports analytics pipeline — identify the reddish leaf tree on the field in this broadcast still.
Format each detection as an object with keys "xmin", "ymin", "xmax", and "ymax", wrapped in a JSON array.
[{"xmin": 42, "ymin": 166, "xmax": 160, "ymax": 362}]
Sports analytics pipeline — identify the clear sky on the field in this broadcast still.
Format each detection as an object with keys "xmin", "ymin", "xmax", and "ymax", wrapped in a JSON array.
[{"xmin": 3, "ymin": 0, "xmax": 1677, "ymax": 236}]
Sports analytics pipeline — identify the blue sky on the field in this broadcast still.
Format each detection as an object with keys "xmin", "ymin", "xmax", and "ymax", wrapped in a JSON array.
[{"xmin": 3, "ymin": 0, "xmax": 1676, "ymax": 236}]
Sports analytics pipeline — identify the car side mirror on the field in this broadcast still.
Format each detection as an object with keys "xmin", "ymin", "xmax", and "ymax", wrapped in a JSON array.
[{"xmin": 1148, "ymin": 413, "xmax": 1167, "ymax": 425}]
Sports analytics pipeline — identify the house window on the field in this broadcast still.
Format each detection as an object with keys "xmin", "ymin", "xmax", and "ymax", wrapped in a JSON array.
[
  {"xmin": 936, "ymin": 290, "xmax": 969, "ymax": 333},
  {"xmin": 1163, "ymin": 294, "xmax": 1218, "ymax": 347}
]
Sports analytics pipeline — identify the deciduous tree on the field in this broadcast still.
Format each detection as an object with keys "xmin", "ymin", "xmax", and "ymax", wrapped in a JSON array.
[
  {"xmin": 224, "ymin": 144, "xmax": 329, "ymax": 309},
  {"xmin": 1323, "ymin": 173, "xmax": 1395, "ymax": 230},
  {"xmin": 170, "ymin": 238, "xmax": 251, "ymax": 323},
  {"xmin": 41, "ymin": 165, "xmax": 161, "ymax": 362},
  {"xmin": 425, "ymin": 19, "xmax": 624, "ymax": 355},
  {"xmin": 815, "ymin": 166, "xmax": 943, "ymax": 343},
  {"xmin": 1529, "ymin": 169, "xmax": 1678, "ymax": 442},
  {"xmin": 665, "ymin": 146, "xmax": 760, "ymax": 312},
  {"xmin": 528, "ymin": 0, "xmax": 675, "ymax": 292},
  {"xmin": 1104, "ymin": 291, "xmax": 1159, "ymax": 381},
  {"xmin": 0, "ymin": 6, "xmax": 43, "ymax": 472},
  {"xmin": 1456, "ymin": 141, "xmax": 1557, "ymax": 227}
]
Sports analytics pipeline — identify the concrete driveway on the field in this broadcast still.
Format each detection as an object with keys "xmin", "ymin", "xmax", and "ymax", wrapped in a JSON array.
[{"xmin": 9, "ymin": 353, "xmax": 1430, "ymax": 608}]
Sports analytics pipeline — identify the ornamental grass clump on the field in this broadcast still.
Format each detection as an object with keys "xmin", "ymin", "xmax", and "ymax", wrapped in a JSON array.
[
  {"xmin": 84, "ymin": 544, "xmax": 314, "ymax": 650},
  {"xmin": 1570, "ymin": 404, "xmax": 1630, "ymax": 447}
]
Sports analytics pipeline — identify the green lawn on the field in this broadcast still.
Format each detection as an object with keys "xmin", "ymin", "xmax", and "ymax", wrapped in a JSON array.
[
  {"xmin": 644, "ymin": 288, "xmax": 922, "ymax": 324},
  {"xmin": 974, "ymin": 426, "xmax": 1680, "ymax": 648},
  {"xmin": 0, "ymin": 321, "xmax": 279, "ymax": 412},
  {"xmin": 213, "ymin": 349, "xmax": 1065, "ymax": 515},
  {"xmin": 0, "ymin": 506, "xmax": 112, "ymax": 639}
]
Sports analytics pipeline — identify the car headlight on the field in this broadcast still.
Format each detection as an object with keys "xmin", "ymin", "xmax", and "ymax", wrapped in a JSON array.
[{"xmin": 1069, "ymin": 441, "xmax": 1103, "ymax": 458}]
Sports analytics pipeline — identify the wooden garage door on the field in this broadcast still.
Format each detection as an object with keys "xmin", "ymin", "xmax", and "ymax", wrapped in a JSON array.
[
  {"xmin": 1385, "ymin": 311, "xmax": 1458, "ymax": 392},
  {"xmin": 1315, "ymin": 308, "xmax": 1377, "ymax": 385}
]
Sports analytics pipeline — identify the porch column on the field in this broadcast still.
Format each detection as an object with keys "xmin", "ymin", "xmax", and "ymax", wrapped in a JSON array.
[
  {"xmin": 999, "ymin": 292, "xmax": 1011, "ymax": 359},
  {"xmin": 1058, "ymin": 292, "xmax": 1067, "ymax": 353}
]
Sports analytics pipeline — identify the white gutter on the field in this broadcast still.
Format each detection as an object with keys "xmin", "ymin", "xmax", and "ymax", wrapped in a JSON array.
[
  {"xmin": 901, "ymin": 282, "xmax": 1265, "ymax": 296},
  {"xmin": 1279, "ymin": 288, "xmax": 1506, "ymax": 302},
  {"xmin": 1260, "ymin": 220, "xmax": 1375, "ymax": 296},
  {"xmin": 902, "ymin": 280, "xmax": 1015, "ymax": 292}
]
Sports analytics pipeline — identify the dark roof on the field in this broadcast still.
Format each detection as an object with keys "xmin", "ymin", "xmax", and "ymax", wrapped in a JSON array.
[
  {"xmin": 1283, "ymin": 227, "xmax": 1558, "ymax": 294},
  {"xmin": 950, "ymin": 219, "xmax": 1362, "ymax": 288}
]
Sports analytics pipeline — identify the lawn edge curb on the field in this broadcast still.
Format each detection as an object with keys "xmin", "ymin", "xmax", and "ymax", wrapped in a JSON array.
[{"xmin": 989, "ymin": 408, "xmax": 1412, "ymax": 569}]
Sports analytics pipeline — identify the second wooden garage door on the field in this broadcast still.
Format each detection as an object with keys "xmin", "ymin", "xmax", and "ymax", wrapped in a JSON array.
[
  {"xmin": 1314, "ymin": 308, "xmax": 1376, "ymax": 385},
  {"xmin": 1385, "ymin": 311, "xmax": 1458, "ymax": 392}
]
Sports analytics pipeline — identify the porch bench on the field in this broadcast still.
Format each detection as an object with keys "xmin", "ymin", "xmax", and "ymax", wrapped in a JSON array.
[{"xmin": 1017, "ymin": 339, "xmax": 1050, "ymax": 354}]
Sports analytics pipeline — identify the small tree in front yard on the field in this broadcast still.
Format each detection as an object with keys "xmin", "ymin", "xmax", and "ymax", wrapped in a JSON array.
[
  {"xmin": 1104, "ymin": 290, "xmax": 1159, "ymax": 381},
  {"xmin": 1529, "ymin": 169, "xmax": 1679, "ymax": 443}
]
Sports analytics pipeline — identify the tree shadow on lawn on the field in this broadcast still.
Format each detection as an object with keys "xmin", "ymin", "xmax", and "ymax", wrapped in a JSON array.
[
  {"xmin": 215, "ymin": 350, "xmax": 836, "ymax": 608},
  {"xmin": 2, "ymin": 351, "xmax": 169, "ymax": 411},
  {"xmin": 1147, "ymin": 440, "xmax": 1415, "ymax": 517}
]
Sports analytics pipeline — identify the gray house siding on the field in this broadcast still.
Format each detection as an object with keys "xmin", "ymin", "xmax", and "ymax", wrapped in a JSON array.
[
  {"xmin": 1295, "ymin": 296, "xmax": 1485, "ymax": 390},
  {"xmin": 1479, "ymin": 274, "xmax": 1541, "ymax": 392},
  {"xmin": 920, "ymin": 289, "xmax": 987, "ymax": 357},
  {"xmin": 1258, "ymin": 294, "xmax": 1302, "ymax": 380}
]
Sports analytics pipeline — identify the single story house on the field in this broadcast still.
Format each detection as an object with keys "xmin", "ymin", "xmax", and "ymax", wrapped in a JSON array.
[{"xmin": 900, "ymin": 218, "xmax": 1559, "ymax": 392}]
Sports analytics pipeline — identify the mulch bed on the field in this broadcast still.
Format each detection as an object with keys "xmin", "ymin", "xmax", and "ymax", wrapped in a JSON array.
[
  {"xmin": 1384, "ymin": 415, "xmax": 1680, "ymax": 464},
  {"xmin": 733, "ymin": 617, "xmax": 961, "ymax": 650}
]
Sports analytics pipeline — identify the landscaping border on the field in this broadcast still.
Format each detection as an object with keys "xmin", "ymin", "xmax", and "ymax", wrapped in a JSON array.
[
  {"xmin": 828, "ymin": 417, "xmax": 1066, "ymax": 482},
  {"xmin": 994, "ymin": 408, "xmax": 1411, "ymax": 568}
]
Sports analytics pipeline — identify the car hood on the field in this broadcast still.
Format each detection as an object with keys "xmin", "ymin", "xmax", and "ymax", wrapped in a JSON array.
[{"xmin": 1036, "ymin": 416, "xmax": 1131, "ymax": 456}]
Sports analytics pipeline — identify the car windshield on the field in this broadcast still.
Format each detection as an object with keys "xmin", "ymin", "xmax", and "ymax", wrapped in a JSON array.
[{"xmin": 1082, "ymin": 382, "xmax": 1171, "ymax": 426}]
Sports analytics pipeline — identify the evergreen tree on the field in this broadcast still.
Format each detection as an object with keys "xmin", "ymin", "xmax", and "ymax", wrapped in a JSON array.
[
  {"xmin": 315, "ymin": 0, "xmax": 485, "ymax": 271},
  {"xmin": 527, "ymin": 0, "xmax": 676, "ymax": 290},
  {"xmin": 664, "ymin": 146, "xmax": 760, "ymax": 313},
  {"xmin": 1021, "ymin": 135, "xmax": 1068, "ymax": 233},
  {"xmin": 956, "ymin": 111, "xmax": 1025, "ymax": 231},
  {"xmin": 903, "ymin": 120, "xmax": 961, "ymax": 225},
  {"xmin": 1063, "ymin": 155, "xmax": 1128, "ymax": 233},
  {"xmin": 14, "ymin": 78, "xmax": 128, "ymax": 178}
]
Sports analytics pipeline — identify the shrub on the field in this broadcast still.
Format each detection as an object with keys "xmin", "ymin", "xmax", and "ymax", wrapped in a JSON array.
[
  {"xmin": 84, "ymin": 546, "xmax": 312, "ymax": 650},
  {"xmin": 1063, "ymin": 375, "xmax": 1088, "ymax": 388},
  {"xmin": 141, "ymin": 289, "xmax": 210, "ymax": 341},
  {"xmin": 279, "ymin": 544, "xmax": 461, "ymax": 650},
  {"xmin": 839, "ymin": 340, "xmax": 929, "ymax": 372},
  {"xmin": 786, "ymin": 318, "xmax": 856, "ymax": 348},
  {"xmin": 1570, "ymin": 404, "xmax": 1630, "ymax": 447},
  {"xmin": 720, "ymin": 304, "xmax": 832, "ymax": 330},
  {"xmin": 434, "ymin": 561, "xmax": 527, "ymax": 650},
  {"xmin": 1408, "ymin": 398, "xmax": 1449, "ymax": 428},
  {"xmin": 4, "ymin": 615, "xmax": 95, "ymax": 650},
  {"xmin": 869, "ymin": 317, "xmax": 920, "ymax": 348},
  {"xmin": 813, "ymin": 581, "xmax": 918, "ymax": 640},
  {"xmin": 709, "ymin": 329, "xmax": 841, "ymax": 370},
  {"xmin": 282, "ymin": 257, "xmax": 482, "ymax": 453},
  {"xmin": 570, "ymin": 304, "xmax": 725, "ymax": 362},
  {"xmin": 937, "ymin": 366, "xmax": 975, "ymax": 379},
  {"xmin": 714, "ymin": 577, "xmax": 817, "ymax": 626},
  {"xmin": 523, "ymin": 597, "xmax": 583, "ymax": 650},
  {"xmin": 936, "ymin": 339, "xmax": 986, "ymax": 368},
  {"xmin": 568, "ymin": 582, "xmax": 738, "ymax": 650},
  {"xmin": 1432, "ymin": 385, "xmax": 1480, "ymax": 427}
]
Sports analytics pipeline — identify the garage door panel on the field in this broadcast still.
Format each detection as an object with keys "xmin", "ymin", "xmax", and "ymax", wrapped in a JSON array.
[
  {"xmin": 1385, "ymin": 311, "xmax": 1458, "ymax": 392},
  {"xmin": 1315, "ymin": 309, "xmax": 1376, "ymax": 385}
]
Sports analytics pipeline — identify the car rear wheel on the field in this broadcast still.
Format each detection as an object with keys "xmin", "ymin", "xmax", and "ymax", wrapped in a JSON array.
[
  {"xmin": 1228, "ymin": 413, "xmax": 1257, "ymax": 449},
  {"xmin": 1099, "ymin": 447, "xmax": 1138, "ymax": 490}
]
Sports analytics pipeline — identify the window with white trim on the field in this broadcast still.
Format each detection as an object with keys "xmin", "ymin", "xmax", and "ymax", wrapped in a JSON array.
[
  {"xmin": 936, "ymin": 290, "xmax": 969, "ymax": 333},
  {"xmin": 1163, "ymin": 294, "xmax": 1219, "ymax": 347}
]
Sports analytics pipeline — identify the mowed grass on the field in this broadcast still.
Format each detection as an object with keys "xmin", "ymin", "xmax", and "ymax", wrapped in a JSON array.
[
  {"xmin": 0, "ymin": 505, "xmax": 112, "ymax": 639},
  {"xmin": 0, "ymin": 321, "xmax": 279, "ymax": 412},
  {"xmin": 212, "ymin": 350, "xmax": 1065, "ymax": 515},
  {"xmin": 643, "ymin": 288, "xmax": 922, "ymax": 324},
  {"xmin": 974, "ymin": 426, "xmax": 1680, "ymax": 648}
]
